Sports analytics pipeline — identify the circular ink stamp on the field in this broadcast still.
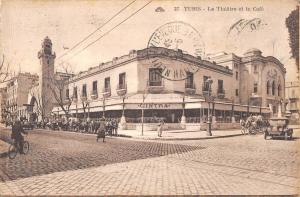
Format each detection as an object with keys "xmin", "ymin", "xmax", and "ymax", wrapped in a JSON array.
[
  {"xmin": 226, "ymin": 18, "xmax": 268, "ymax": 51},
  {"xmin": 147, "ymin": 21, "xmax": 205, "ymax": 81}
]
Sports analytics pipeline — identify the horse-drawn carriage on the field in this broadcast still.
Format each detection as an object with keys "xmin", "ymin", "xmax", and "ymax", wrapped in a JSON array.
[
  {"xmin": 240, "ymin": 115, "xmax": 269, "ymax": 135},
  {"xmin": 240, "ymin": 115, "xmax": 293, "ymax": 140},
  {"xmin": 264, "ymin": 117, "xmax": 293, "ymax": 140}
]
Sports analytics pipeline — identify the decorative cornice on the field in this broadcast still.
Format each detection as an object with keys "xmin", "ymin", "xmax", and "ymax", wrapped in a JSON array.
[{"xmin": 69, "ymin": 47, "xmax": 233, "ymax": 83}]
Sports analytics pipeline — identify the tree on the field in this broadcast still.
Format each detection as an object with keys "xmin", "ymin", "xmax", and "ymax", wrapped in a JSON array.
[
  {"xmin": 286, "ymin": 6, "xmax": 299, "ymax": 72},
  {"xmin": 0, "ymin": 54, "xmax": 11, "ymax": 83},
  {"xmin": 49, "ymin": 73, "xmax": 74, "ymax": 119},
  {"xmin": 29, "ymin": 85, "xmax": 50, "ymax": 121}
]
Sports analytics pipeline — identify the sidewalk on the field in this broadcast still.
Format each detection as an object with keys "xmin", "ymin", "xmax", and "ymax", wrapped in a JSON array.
[
  {"xmin": 0, "ymin": 139, "xmax": 9, "ymax": 158},
  {"xmin": 116, "ymin": 129, "xmax": 244, "ymax": 140}
]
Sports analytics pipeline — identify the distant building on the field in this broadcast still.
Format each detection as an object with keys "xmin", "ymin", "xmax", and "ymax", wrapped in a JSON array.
[
  {"xmin": 285, "ymin": 81, "xmax": 299, "ymax": 123},
  {"xmin": 0, "ymin": 37, "xmax": 71, "ymax": 122},
  {"xmin": 0, "ymin": 72, "xmax": 38, "ymax": 121},
  {"xmin": 0, "ymin": 86, "xmax": 7, "ymax": 122},
  {"xmin": 208, "ymin": 48, "xmax": 286, "ymax": 115}
]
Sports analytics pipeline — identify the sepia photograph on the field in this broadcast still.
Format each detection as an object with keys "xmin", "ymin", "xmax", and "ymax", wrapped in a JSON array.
[{"xmin": 0, "ymin": 0, "xmax": 299, "ymax": 195}]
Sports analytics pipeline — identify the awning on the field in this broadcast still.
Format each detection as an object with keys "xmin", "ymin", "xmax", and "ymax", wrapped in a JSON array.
[
  {"xmin": 234, "ymin": 105, "xmax": 248, "ymax": 112},
  {"xmin": 214, "ymin": 103, "xmax": 232, "ymax": 110},
  {"xmin": 105, "ymin": 105, "xmax": 123, "ymax": 110},
  {"xmin": 185, "ymin": 102, "xmax": 201, "ymax": 109},
  {"xmin": 125, "ymin": 103, "xmax": 182, "ymax": 110},
  {"xmin": 89, "ymin": 106, "xmax": 103, "ymax": 112},
  {"xmin": 249, "ymin": 107, "xmax": 260, "ymax": 113}
]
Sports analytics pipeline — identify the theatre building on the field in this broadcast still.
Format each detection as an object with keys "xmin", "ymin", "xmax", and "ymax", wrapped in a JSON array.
[{"xmin": 53, "ymin": 47, "xmax": 285, "ymax": 130}]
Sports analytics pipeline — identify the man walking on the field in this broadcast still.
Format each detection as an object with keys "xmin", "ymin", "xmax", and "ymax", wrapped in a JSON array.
[
  {"xmin": 157, "ymin": 118, "xmax": 164, "ymax": 137},
  {"xmin": 97, "ymin": 117, "xmax": 106, "ymax": 142},
  {"xmin": 11, "ymin": 119, "xmax": 27, "ymax": 154}
]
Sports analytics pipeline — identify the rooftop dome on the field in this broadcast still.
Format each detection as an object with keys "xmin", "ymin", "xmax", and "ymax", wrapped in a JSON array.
[{"xmin": 244, "ymin": 48, "xmax": 262, "ymax": 56}]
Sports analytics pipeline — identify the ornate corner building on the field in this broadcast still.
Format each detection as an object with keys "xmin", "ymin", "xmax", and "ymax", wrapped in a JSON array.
[{"xmin": 0, "ymin": 38, "xmax": 288, "ymax": 130}]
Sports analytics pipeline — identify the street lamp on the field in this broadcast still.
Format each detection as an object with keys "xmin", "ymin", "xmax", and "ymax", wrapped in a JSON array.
[
  {"xmin": 102, "ymin": 96, "xmax": 106, "ymax": 118},
  {"xmin": 119, "ymin": 95, "xmax": 127, "ymax": 129},
  {"xmin": 203, "ymin": 77, "xmax": 213, "ymax": 136},
  {"xmin": 141, "ymin": 92, "xmax": 146, "ymax": 136}
]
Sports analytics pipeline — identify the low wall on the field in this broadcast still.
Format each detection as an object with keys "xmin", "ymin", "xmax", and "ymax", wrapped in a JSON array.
[
  {"xmin": 134, "ymin": 123, "xmax": 183, "ymax": 131},
  {"xmin": 123, "ymin": 122, "xmax": 240, "ymax": 131}
]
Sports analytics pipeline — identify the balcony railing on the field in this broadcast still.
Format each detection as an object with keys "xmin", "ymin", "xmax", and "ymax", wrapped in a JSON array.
[
  {"xmin": 72, "ymin": 95, "xmax": 78, "ymax": 102},
  {"xmin": 116, "ymin": 83, "xmax": 127, "ymax": 96},
  {"xmin": 147, "ymin": 80, "xmax": 164, "ymax": 93},
  {"xmin": 91, "ymin": 90, "xmax": 98, "ymax": 99},
  {"xmin": 217, "ymin": 89, "xmax": 225, "ymax": 99},
  {"xmin": 80, "ymin": 94, "xmax": 87, "ymax": 101},
  {"xmin": 64, "ymin": 96, "xmax": 71, "ymax": 102},
  {"xmin": 102, "ymin": 87, "xmax": 111, "ymax": 98},
  {"xmin": 185, "ymin": 83, "xmax": 196, "ymax": 95},
  {"xmin": 202, "ymin": 84, "xmax": 211, "ymax": 96},
  {"xmin": 148, "ymin": 80, "xmax": 162, "ymax": 87}
]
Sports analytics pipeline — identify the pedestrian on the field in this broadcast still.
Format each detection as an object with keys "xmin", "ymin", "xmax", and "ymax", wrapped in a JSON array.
[
  {"xmin": 11, "ymin": 119, "xmax": 28, "ymax": 154},
  {"xmin": 106, "ymin": 119, "xmax": 112, "ymax": 136},
  {"xmin": 94, "ymin": 119, "xmax": 100, "ymax": 134},
  {"xmin": 113, "ymin": 119, "xmax": 118, "ymax": 136},
  {"xmin": 97, "ymin": 117, "xmax": 106, "ymax": 142},
  {"xmin": 157, "ymin": 118, "xmax": 164, "ymax": 137}
]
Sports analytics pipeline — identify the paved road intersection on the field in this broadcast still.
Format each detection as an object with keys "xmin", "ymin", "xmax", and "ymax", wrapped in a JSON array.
[{"xmin": 0, "ymin": 128, "xmax": 299, "ymax": 195}]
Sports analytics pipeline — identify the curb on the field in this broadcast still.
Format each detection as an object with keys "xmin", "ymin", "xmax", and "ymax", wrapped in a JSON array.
[
  {"xmin": 35, "ymin": 128, "xmax": 244, "ymax": 141},
  {"xmin": 31, "ymin": 128, "xmax": 244, "ymax": 141},
  {"xmin": 117, "ymin": 133, "xmax": 244, "ymax": 141}
]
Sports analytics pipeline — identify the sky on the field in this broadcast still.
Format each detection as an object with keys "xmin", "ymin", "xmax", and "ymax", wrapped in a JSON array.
[{"xmin": 0, "ymin": 0, "xmax": 298, "ymax": 82}]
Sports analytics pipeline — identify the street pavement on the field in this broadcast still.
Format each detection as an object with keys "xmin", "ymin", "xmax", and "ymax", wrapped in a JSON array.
[
  {"xmin": 117, "ymin": 128, "xmax": 243, "ymax": 140},
  {"xmin": 0, "ymin": 127, "xmax": 299, "ymax": 195}
]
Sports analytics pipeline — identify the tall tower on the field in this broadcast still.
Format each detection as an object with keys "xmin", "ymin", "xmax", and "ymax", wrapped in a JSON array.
[{"xmin": 37, "ymin": 36, "xmax": 56, "ymax": 118}]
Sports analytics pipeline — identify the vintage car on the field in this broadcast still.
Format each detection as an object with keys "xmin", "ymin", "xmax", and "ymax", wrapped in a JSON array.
[
  {"xmin": 22, "ymin": 121, "xmax": 35, "ymax": 130},
  {"xmin": 264, "ymin": 117, "xmax": 293, "ymax": 140}
]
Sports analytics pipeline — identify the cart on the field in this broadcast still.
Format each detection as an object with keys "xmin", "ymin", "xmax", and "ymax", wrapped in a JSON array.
[{"xmin": 264, "ymin": 117, "xmax": 293, "ymax": 140}]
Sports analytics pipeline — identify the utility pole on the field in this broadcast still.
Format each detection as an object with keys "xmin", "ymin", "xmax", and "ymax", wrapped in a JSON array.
[
  {"xmin": 204, "ymin": 77, "xmax": 213, "ymax": 136},
  {"xmin": 141, "ymin": 93, "xmax": 145, "ymax": 136}
]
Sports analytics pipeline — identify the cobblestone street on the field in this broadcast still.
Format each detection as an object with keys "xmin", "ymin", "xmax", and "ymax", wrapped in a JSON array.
[{"xmin": 0, "ymin": 128, "xmax": 299, "ymax": 195}]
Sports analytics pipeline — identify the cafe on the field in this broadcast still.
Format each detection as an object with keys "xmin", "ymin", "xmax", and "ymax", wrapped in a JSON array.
[{"xmin": 52, "ymin": 47, "xmax": 286, "ymax": 130}]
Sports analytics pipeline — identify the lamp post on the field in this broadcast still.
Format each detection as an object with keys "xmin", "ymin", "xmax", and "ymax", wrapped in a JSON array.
[
  {"xmin": 204, "ymin": 78, "xmax": 213, "ymax": 136},
  {"xmin": 119, "ymin": 95, "xmax": 127, "ymax": 129},
  {"xmin": 103, "ymin": 96, "xmax": 106, "ymax": 118},
  {"xmin": 141, "ymin": 93, "xmax": 146, "ymax": 136},
  {"xmin": 87, "ymin": 101, "xmax": 90, "ymax": 121}
]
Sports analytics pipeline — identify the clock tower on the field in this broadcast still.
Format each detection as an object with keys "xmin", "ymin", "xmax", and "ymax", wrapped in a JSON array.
[{"xmin": 37, "ymin": 36, "xmax": 56, "ymax": 118}]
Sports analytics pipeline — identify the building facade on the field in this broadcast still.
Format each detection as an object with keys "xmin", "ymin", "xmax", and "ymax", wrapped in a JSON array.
[
  {"xmin": 0, "ymin": 72, "xmax": 38, "ymax": 121},
  {"xmin": 0, "ymin": 86, "xmax": 7, "ymax": 122},
  {"xmin": 285, "ymin": 81, "xmax": 300, "ymax": 123},
  {"xmin": 37, "ymin": 36, "xmax": 56, "ymax": 118},
  {"xmin": 50, "ymin": 47, "xmax": 285, "ymax": 130},
  {"xmin": 0, "ymin": 38, "xmax": 288, "ymax": 130},
  {"xmin": 208, "ymin": 48, "xmax": 286, "ymax": 114}
]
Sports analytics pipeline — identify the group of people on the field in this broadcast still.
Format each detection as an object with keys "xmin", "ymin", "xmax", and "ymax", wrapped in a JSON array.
[{"xmin": 32, "ymin": 118, "xmax": 119, "ymax": 136}]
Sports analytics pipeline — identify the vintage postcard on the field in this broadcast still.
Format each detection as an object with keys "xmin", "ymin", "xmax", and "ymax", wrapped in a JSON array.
[{"xmin": 0, "ymin": 0, "xmax": 299, "ymax": 195}]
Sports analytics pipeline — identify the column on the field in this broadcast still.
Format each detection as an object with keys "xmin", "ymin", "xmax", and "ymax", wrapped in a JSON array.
[
  {"xmin": 231, "ymin": 103, "xmax": 235, "ymax": 123},
  {"xmin": 119, "ymin": 97, "xmax": 126, "ymax": 129},
  {"xmin": 180, "ymin": 96, "xmax": 186, "ymax": 129}
]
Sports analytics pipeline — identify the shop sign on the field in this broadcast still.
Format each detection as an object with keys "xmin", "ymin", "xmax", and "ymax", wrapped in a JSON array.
[{"xmin": 126, "ymin": 103, "xmax": 182, "ymax": 109}]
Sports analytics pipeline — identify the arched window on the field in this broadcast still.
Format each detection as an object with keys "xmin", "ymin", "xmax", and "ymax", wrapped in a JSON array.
[
  {"xmin": 267, "ymin": 81, "xmax": 270, "ymax": 95},
  {"xmin": 272, "ymin": 81, "xmax": 276, "ymax": 96},
  {"xmin": 278, "ymin": 84, "xmax": 281, "ymax": 96}
]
